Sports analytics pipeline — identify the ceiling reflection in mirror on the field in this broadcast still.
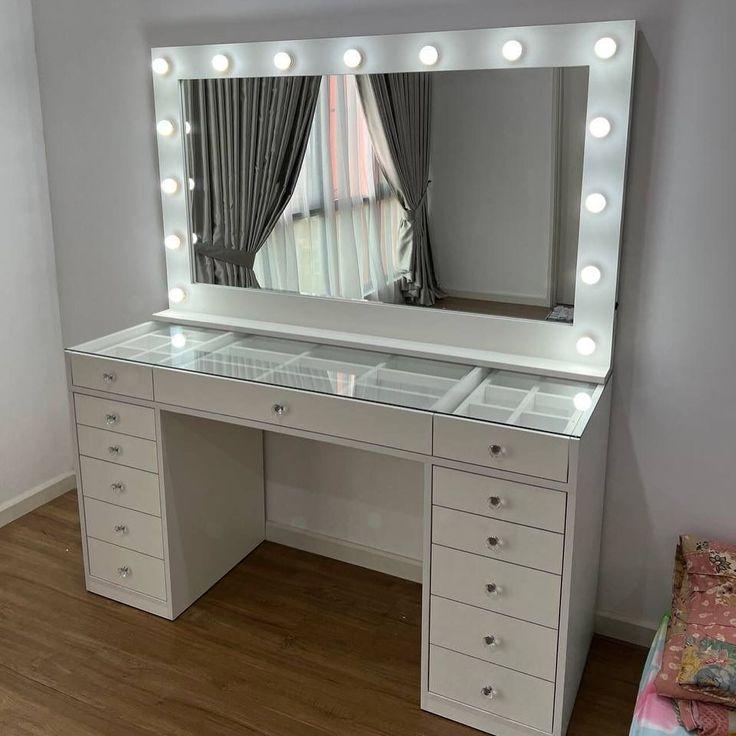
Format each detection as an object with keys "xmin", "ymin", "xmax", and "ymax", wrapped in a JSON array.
[{"xmin": 181, "ymin": 67, "xmax": 589, "ymax": 323}]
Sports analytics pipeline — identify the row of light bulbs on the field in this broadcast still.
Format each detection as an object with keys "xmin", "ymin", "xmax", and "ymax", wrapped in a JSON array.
[{"xmin": 158, "ymin": 34, "xmax": 621, "ymax": 357}]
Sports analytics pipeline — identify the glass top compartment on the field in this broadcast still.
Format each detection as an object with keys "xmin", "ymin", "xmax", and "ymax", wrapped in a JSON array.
[{"xmin": 69, "ymin": 322, "xmax": 604, "ymax": 437}]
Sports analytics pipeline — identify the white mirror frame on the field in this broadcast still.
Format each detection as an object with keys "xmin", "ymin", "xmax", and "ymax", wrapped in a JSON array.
[{"xmin": 151, "ymin": 20, "xmax": 635, "ymax": 381}]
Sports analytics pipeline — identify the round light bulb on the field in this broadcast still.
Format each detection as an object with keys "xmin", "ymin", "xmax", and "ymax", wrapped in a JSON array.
[
  {"xmin": 171, "ymin": 333, "xmax": 187, "ymax": 349},
  {"xmin": 161, "ymin": 178, "xmax": 179, "ymax": 195},
  {"xmin": 184, "ymin": 121, "xmax": 192, "ymax": 135},
  {"xmin": 343, "ymin": 48, "xmax": 363, "ymax": 69},
  {"xmin": 502, "ymin": 40, "xmax": 524, "ymax": 62},
  {"xmin": 419, "ymin": 45, "xmax": 439, "ymax": 66},
  {"xmin": 573, "ymin": 392, "xmax": 593, "ymax": 411},
  {"xmin": 188, "ymin": 177, "xmax": 196, "ymax": 191},
  {"xmin": 156, "ymin": 119, "xmax": 175, "ymax": 137},
  {"xmin": 211, "ymin": 54, "xmax": 230, "ymax": 73},
  {"xmin": 576, "ymin": 336, "xmax": 597, "ymax": 356},
  {"xmin": 585, "ymin": 192, "xmax": 607, "ymax": 214},
  {"xmin": 151, "ymin": 57, "xmax": 170, "ymax": 75},
  {"xmin": 273, "ymin": 51, "xmax": 293, "ymax": 71},
  {"xmin": 168, "ymin": 287, "xmax": 187, "ymax": 304},
  {"xmin": 594, "ymin": 37, "xmax": 618, "ymax": 60},
  {"xmin": 164, "ymin": 234, "xmax": 182, "ymax": 251},
  {"xmin": 589, "ymin": 116, "xmax": 612, "ymax": 139},
  {"xmin": 580, "ymin": 265, "xmax": 602, "ymax": 285},
  {"xmin": 192, "ymin": 233, "xmax": 199, "ymax": 245}
]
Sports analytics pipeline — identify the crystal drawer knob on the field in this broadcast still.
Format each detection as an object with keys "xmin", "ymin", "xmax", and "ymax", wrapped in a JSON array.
[
  {"xmin": 105, "ymin": 413, "xmax": 120, "ymax": 426},
  {"xmin": 483, "ymin": 635, "xmax": 499, "ymax": 648},
  {"xmin": 486, "ymin": 582, "xmax": 501, "ymax": 596},
  {"xmin": 102, "ymin": 372, "xmax": 116, "ymax": 385},
  {"xmin": 481, "ymin": 685, "xmax": 497, "ymax": 699},
  {"xmin": 113, "ymin": 524, "xmax": 128, "ymax": 535},
  {"xmin": 108, "ymin": 445, "xmax": 122, "ymax": 457},
  {"xmin": 110, "ymin": 482, "xmax": 125, "ymax": 494},
  {"xmin": 488, "ymin": 496, "xmax": 504, "ymax": 509},
  {"xmin": 488, "ymin": 444, "xmax": 506, "ymax": 458},
  {"xmin": 272, "ymin": 403, "xmax": 287, "ymax": 417},
  {"xmin": 486, "ymin": 535, "xmax": 504, "ymax": 549},
  {"xmin": 117, "ymin": 566, "xmax": 131, "ymax": 578}
]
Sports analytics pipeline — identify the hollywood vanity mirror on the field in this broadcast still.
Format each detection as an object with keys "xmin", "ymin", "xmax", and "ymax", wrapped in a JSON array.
[{"xmin": 65, "ymin": 21, "xmax": 635, "ymax": 736}]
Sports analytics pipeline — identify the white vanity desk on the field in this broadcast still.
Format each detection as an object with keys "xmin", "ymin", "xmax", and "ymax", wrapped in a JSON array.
[{"xmin": 66, "ymin": 320, "xmax": 610, "ymax": 736}]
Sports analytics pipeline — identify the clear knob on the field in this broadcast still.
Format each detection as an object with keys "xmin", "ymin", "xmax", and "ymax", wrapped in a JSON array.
[
  {"xmin": 102, "ymin": 372, "xmax": 116, "ymax": 385},
  {"xmin": 486, "ymin": 582, "xmax": 501, "ymax": 596},
  {"xmin": 488, "ymin": 496, "xmax": 504, "ymax": 509},
  {"xmin": 110, "ymin": 482, "xmax": 125, "ymax": 494},
  {"xmin": 488, "ymin": 444, "xmax": 506, "ymax": 458},
  {"xmin": 486, "ymin": 535, "xmax": 504, "ymax": 549},
  {"xmin": 113, "ymin": 524, "xmax": 128, "ymax": 535},
  {"xmin": 483, "ymin": 635, "xmax": 499, "ymax": 648},
  {"xmin": 105, "ymin": 413, "xmax": 120, "ymax": 426},
  {"xmin": 108, "ymin": 445, "xmax": 122, "ymax": 456},
  {"xmin": 481, "ymin": 685, "xmax": 497, "ymax": 699},
  {"xmin": 117, "ymin": 566, "xmax": 131, "ymax": 578},
  {"xmin": 272, "ymin": 403, "xmax": 287, "ymax": 416}
]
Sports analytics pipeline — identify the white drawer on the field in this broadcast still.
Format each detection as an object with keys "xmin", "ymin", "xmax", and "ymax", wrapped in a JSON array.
[
  {"xmin": 80, "ymin": 456, "xmax": 160, "ymax": 517},
  {"xmin": 75, "ymin": 394, "xmax": 156, "ymax": 440},
  {"xmin": 71, "ymin": 354, "xmax": 153, "ymax": 400},
  {"xmin": 432, "ymin": 506, "xmax": 563, "ymax": 574},
  {"xmin": 429, "ymin": 645, "xmax": 554, "ymax": 733},
  {"xmin": 77, "ymin": 425, "xmax": 158, "ymax": 473},
  {"xmin": 154, "ymin": 367, "xmax": 433, "ymax": 455},
  {"xmin": 430, "ymin": 596, "xmax": 558, "ymax": 682},
  {"xmin": 432, "ymin": 467, "xmax": 566, "ymax": 533},
  {"xmin": 84, "ymin": 497, "xmax": 164, "ymax": 558},
  {"xmin": 431, "ymin": 545, "xmax": 560, "ymax": 628},
  {"xmin": 87, "ymin": 538, "xmax": 166, "ymax": 600},
  {"xmin": 433, "ymin": 415, "xmax": 569, "ymax": 482}
]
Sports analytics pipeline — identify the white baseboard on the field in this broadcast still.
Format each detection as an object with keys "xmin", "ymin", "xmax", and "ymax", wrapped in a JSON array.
[
  {"xmin": 0, "ymin": 472, "xmax": 76, "ymax": 528},
  {"xmin": 594, "ymin": 610, "xmax": 659, "ymax": 647},
  {"xmin": 265, "ymin": 521, "xmax": 423, "ymax": 583}
]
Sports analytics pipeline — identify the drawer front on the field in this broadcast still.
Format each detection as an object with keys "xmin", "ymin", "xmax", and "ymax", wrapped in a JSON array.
[
  {"xmin": 71, "ymin": 354, "xmax": 153, "ymax": 400},
  {"xmin": 154, "ymin": 368, "xmax": 432, "ymax": 455},
  {"xmin": 429, "ymin": 645, "xmax": 555, "ymax": 732},
  {"xmin": 87, "ymin": 538, "xmax": 166, "ymax": 600},
  {"xmin": 430, "ymin": 596, "xmax": 558, "ymax": 682},
  {"xmin": 75, "ymin": 394, "xmax": 156, "ymax": 440},
  {"xmin": 84, "ymin": 498, "xmax": 164, "ymax": 558},
  {"xmin": 80, "ymin": 456, "xmax": 160, "ymax": 517},
  {"xmin": 431, "ymin": 545, "xmax": 560, "ymax": 628},
  {"xmin": 433, "ymin": 467, "xmax": 566, "ymax": 533},
  {"xmin": 432, "ymin": 506, "xmax": 563, "ymax": 574},
  {"xmin": 433, "ymin": 415, "xmax": 569, "ymax": 482},
  {"xmin": 77, "ymin": 425, "xmax": 158, "ymax": 473}
]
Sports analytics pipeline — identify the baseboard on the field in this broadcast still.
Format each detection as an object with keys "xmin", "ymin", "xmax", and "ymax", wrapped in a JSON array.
[
  {"xmin": 265, "ymin": 521, "xmax": 423, "ymax": 583},
  {"xmin": 0, "ymin": 472, "xmax": 76, "ymax": 528},
  {"xmin": 595, "ymin": 610, "xmax": 659, "ymax": 647}
]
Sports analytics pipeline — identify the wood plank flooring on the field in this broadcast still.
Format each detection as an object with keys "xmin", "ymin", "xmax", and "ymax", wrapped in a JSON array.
[{"xmin": 0, "ymin": 492, "xmax": 647, "ymax": 735}]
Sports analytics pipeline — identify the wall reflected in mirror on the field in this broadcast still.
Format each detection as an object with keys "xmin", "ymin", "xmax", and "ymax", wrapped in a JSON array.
[{"xmin": 181, "ymin": 66, "xmax": 589, "ymax": 323}]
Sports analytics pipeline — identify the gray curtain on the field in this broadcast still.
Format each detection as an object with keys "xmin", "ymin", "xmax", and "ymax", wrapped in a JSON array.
[
  {"xmin": 356, "ymin": 73, "xmax": 443, "ymax": 306},
  {"xmin": 183, "ymin": 76, "xmax": 321, "ymax": 287}
]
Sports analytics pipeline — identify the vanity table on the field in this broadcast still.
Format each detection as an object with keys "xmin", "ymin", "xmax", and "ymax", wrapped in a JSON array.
[{"xmin": 64, "ymin": 19, "xmax": 635, "ymax": 736}]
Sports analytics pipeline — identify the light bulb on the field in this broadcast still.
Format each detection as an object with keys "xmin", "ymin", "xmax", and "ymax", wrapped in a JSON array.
[
  {"xmin": 594, "ymin": 37, "xmax": 618, "ymax": 60},
  {"xmin": 343, "ymin": 48, "xmax": 363, "ymax": 69},
  {"xmin": 502, "ymin": 40, "xmax": 524, "ymax": 62},
  {"xmin": 573, "ymin": 392, "xmax": 593, "ymax": 411},
  {"xmin": 580, "ymin": 265, "xmax": 602, "ymax": 285},
  {"xmin": 164, "ymin": 234, "xmax": 182, "ymax": 251},
  {"xmin": 188, "ymin": 177, "xmax": 195, "ymax": 191},
  {"xmin": 585, "ymin": 192, "xmax": 607, "ymax": 214},
  {"xmin": 273, "ymin": 51, "xmax": 293, "ymax": 71},
  {"xmin": 211, "ymin": 54, "xmax": 230, "ymax": 72},
  {"xmin": 157, "ymin": 119, "xmax": 175, "ymax": 137},
  {"xmin": 185, "ymin": 121, "xmax": 192, "ymax": 135},
  {"xmin": 152, "ymin": 57, "xmax": 170, "ymax": 75},
  {"xmin": 171, "ymin": 333, "xmax": 187, "ymax": 349},
  {"xmin": 576, "ymin": 336, "xmax": 597, "ymax": 356},
  {"xmin": 419, "ymin": 45, "xmax": 439, "ymax": 66},
  {"xmin": 161, "ymin": 178, "xmax": 179, "ymax": 195},
  {"xmin": 589, "ymin": 116, "xmax": 612, "ymax": 138},
  {"xmin": 192, "ymin": 233, "xmax": 199, "ymax": 244},
  {"xmin": 168, "ymin": 287, "xmax": 187, "ymax": 304}
]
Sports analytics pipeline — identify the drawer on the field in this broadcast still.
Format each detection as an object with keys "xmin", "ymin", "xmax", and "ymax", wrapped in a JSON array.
[
  {"xmin": 432, "ymin": 467, "xmax": 566, "ymax": 533},
  {"xmin": 84, "ymin": 497, "xmax": 164, "ymax": 558},
  {"xmin": 431, "ymin": 545, "xmax": 560, "ymax": 628},
  {"xmin": 429, "ymin": 645, "xmax": 554, "ymax": 732},
  {"xmin": 75, "ymin": 394, "xmax": 156, "ymax": 440},
  {"xmin": 77, "ymin": 425, "xmax": 158, "ymax": 473},
  {"xmin": 154, "ymin": 367, "xmax": 432, "ymax": 455},
  {"xmin": 71, "ymin": 354, "xmax": 153, "ymax": 400},
  {"xmin": 432, "ymin": 506, "xmax": 563, "ymax": 574},
  {"xmin": 80, "ymin": 456, "xmax": 161, "ymax": 516},
  {"xmin": 430, "ymin": 596, "xmax": 558, "ymax": 682},
  {"xmin": 433, "ymin": 415, "xmax": 569, "ymax": 482},
  {"xmin": 87, "ymin": 537, "xmax": 166, "ymax": 600}
]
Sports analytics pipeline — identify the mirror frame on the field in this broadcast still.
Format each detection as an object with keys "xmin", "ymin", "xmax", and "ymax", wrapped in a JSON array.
[{"xmin": 151, "ymin": 21, "xmax": 635, "ymax": 381}]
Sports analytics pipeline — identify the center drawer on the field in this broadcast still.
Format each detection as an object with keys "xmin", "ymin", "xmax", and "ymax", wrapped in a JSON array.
[
  {"xmin": 80, "ymin": 456, "xmax": 161, "ymax": 517},
  {"xmin": 84, "ymin": 497, "xmax": 164, "ymax": 559}
]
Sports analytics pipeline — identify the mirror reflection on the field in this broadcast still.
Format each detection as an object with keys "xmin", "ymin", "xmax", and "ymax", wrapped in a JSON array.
[{"xmin": 182, "ymin": 67, "xmax": 588, "ymax": 323}]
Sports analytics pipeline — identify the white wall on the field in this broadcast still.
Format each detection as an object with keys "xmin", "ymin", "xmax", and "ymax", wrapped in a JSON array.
[
  {"xmin": 30, "ymin": 0, "xmax": 736, "ymax": 639},
  {"xmin": 0, "ymin": 0, "xmax": 73, "ymax": 516}
]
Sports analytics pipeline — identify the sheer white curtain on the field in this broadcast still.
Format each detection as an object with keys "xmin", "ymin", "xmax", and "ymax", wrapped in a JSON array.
[{"xmin": 253, "ymin": 75, "xmax": 404, "ymax": 302}]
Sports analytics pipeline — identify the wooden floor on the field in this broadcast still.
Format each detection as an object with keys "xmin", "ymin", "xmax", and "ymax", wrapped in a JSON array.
[{"xmin": 0, "ymin": 492, "xmax": 647, "ymax": 735}]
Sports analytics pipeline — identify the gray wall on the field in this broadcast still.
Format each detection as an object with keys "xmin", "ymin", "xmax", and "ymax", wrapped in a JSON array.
[{"xmin": 31, "ymin": 0, "xmax": 736, "ymax": 636}]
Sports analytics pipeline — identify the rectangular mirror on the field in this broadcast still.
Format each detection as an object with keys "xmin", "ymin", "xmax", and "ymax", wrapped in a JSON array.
[{"xmin": 181, "ymin": 66, "xmax": 589, "ymax": 324}]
